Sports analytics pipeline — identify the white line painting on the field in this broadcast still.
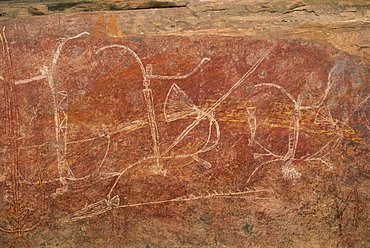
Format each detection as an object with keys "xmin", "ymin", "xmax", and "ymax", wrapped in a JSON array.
[
  {"xmin": 68, "ymin": 189, "xmax": 268, "ymax": 222},
  {"xmin": 96, "ymin": 44, "xmax": 211, "ymax": 174},
  {"xmin": 245, "ymin": 62, "xmax": 370, "ymax": 183},
  {"xmin": 12, "ymin": 32, "xmax": 92, "ymax": 196},
  {"xmin": 65, "ymin": 42, "xmax": 277, "ymax": 221},
  {"xmin": 0, "ymin": 27, "xmax": 368, "ymax": 235},
  {"xmin": 0, "ymin": 26, "xmax": 45, "ymax": 248},
  {"xmin": 4, "ymin": 32, "xmax": 276, "ymax": 222}
]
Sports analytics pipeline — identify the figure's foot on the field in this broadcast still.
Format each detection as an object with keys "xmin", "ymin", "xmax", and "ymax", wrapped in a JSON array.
[
  {"xmin": 150, "ymin": 165, "xmax": 167, "ymax": 175},
  {"xmin": 282, "ymin": 165, "xmax": 301, "ymax": 180},
  {"xmin": 51, "ymin": 184, "xmax": 69, "ymax": 199}
]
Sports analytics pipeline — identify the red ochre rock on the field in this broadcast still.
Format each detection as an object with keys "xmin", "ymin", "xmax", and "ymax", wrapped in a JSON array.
[{"xmin": 0, "ymin": 27, "xmax": 369, "ymax": 247}]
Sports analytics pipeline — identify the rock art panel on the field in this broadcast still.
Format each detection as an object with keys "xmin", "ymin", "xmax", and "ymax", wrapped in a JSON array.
[{"xmin": 0, "ymin": 26, "xmax": 369, "ymax": 247}]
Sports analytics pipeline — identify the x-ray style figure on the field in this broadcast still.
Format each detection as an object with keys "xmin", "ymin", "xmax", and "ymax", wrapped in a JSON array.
[{"xmin": 2, "ymin": 29, "xmax": 368, "ymax": 225}]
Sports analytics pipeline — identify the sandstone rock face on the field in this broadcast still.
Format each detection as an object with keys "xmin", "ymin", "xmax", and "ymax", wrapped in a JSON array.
[
  {"xmin": 0, "ymin": 2, "xmax": 369, "ymax": 247},
  {"xmin": 0, "ymin": 0, "xmax": 369, "ymax": 64}
]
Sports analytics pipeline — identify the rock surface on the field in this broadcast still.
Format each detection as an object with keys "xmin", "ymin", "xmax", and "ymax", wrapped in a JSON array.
[
  {"xmin": 0, "ymin": 1, "xmax": 369, "ymax": 247},
  {"xmin": 0, "ymin": 0, "xmax": 369, "ymax": 64}
]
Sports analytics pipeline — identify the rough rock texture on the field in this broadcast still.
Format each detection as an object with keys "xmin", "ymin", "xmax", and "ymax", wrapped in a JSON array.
[
  {"xmin": 0, "ymin": 1, "xmax": 369, "ymax": 248},
  {"xmin": 0, "ymin": 0, "xmax": 369, "ymax": 65}
]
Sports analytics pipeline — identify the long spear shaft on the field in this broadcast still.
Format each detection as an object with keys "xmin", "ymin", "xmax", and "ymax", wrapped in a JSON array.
[{"xmin": 164, "ymin": 44, "xmax": 275, "ymax": 154}]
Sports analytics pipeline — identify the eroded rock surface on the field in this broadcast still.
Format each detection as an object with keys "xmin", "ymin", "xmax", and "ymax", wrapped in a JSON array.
[
  {"xmin": 0, "ymin": 1, "xmax": 369, "ymax": 247},
  {"xmin": 0, "ymin": 25, "xmax": 369, "ymax": 247},
  {"xmin": 0, "ymin": 0, "xmax": 369, "ymax": 65}
]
